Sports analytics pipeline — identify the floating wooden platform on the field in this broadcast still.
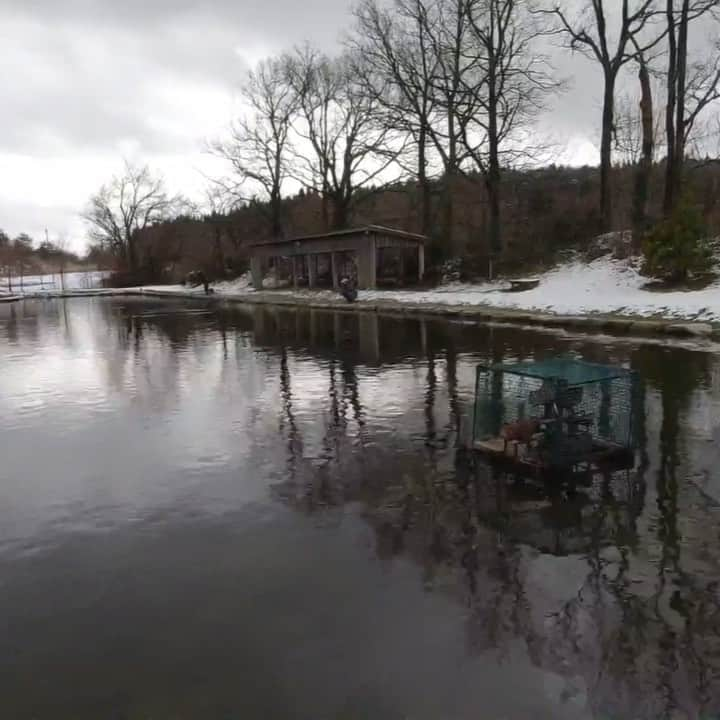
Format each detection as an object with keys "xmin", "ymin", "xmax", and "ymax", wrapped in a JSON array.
[
  {"xmin": 473, "ymin": 435, "xmax": 635, "ymax": 476},
  {"xmin": 475, "ymin": 437, "xmax": 507, "ymax": 454}
]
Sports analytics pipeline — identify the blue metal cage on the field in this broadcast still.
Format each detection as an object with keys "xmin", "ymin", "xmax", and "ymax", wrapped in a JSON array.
[{"xmin": 473, "ymin": 358, "xmax": 641, "ymax": 467}]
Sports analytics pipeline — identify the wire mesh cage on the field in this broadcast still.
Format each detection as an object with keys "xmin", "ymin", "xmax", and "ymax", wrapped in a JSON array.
[{"xmin": 473, "ymin": 358, "xmax": 642, "ymax": 469}]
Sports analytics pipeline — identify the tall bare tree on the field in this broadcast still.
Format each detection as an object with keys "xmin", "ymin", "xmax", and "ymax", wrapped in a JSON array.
[
  {"xmin": 53, "ymin": 235, "xmax": 70, "ymax": 291},
  {"xmin": 614, "ymin": 94, "xmax": 647, "ymax": 165},
  {"xmin": 663, "ymin": 0, "xmax": 720, "ymax": 213},
  {"xmin": 548, "ymin": 1, "xmax": 664, "ymax": 231},
  {"xmin": 211, "ymin": 57, "xmax": 298, "ymax": 238},
  {"xmin": 284, "ymin": 46, "xmax": 402, "ymax": 230},
  {"xmin": 635, "ymin": 48, "xmax": 656, "ymax": 235},
  {"xmin": 13, "ymin": 233, "xmax": 34, "ymax": 290},
  {"xmin": 351, "ymin": 0, "xmax": 443, "ymax": 236},
  {"xmin": 428, "ymin": 0, "xmax": 477, "ymax": 251},
  {"xmin": 0, "ymin": 230, "xmax": 15, "ymax": 293},
  {"xmin": 83, "ymin": 161, "xmax": 185, "ymax": 272},
  {"xmin": 611, "ymin": 43, "xmax": 659, "ymax": 237},
  {"xmin": 354, "ymin": 0, "xmax": 496, "ymax": 252},
  {"xmin": 458, "ymin": 0, "xmax": 559, "ymax": 274}
]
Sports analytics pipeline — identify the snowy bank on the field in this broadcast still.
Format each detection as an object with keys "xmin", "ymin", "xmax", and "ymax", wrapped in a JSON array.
[
  {"xmin": 358, "ymin": 256, "xmax": 720, "ymax": 322},
  {"xmin": 0, "ymin": 271, "xmax": 109, "ymax": 293},
  {"xmin": 185, "ymin": 257, "xmax": 720, "ymax": 324},
  {"xmin": 8, "ymin": 258, "xmax": 720, "ymax": 336}
]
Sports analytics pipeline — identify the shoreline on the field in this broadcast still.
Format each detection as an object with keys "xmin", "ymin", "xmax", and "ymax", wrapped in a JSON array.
[
  {"xmin": 2, "ymin": 285, "xmax": 717, "ymax": 340},
  {"xmin": 219, "ymin": 290, "xmax": 717, "ymax": 339}
]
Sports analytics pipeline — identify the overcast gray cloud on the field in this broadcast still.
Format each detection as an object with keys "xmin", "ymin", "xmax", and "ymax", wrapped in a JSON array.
[
  {"xmin": 1, "ymin": 0, "xmax": 351, "ymax": 155},
  {"xmin": 1, "ymin": 0, "xmax": 716, "ymax": 253},
  {"xmin": 0, "ymin": 0, "xmax": 353, "ymax": 250}
]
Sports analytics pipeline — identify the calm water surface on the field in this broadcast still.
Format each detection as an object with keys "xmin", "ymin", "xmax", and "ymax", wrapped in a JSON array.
[{"xmin": 1, "ymin": 297, "xmax": 720, "ymax": 719}]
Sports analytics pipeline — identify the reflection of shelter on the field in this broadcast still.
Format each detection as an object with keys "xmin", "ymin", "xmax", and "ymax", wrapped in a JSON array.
[
  {"xmin": 473, "ymin": 358, "xmax": 641, "ymax": 474},
  {"xmin": 248, "ymin": 225, "xmax": 427, "ymax": 290},
  {"xmin": 247, "ymin": 305, "xmax": 430, "ymax": 366}
]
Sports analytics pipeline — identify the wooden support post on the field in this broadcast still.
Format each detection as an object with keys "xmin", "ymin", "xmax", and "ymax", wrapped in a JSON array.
[
  {"xmin": 292, "ymin": 256, "xmax": 299, "ymax": 289},
  {"xmin": 308, "ymin": 254, "xmax": 317, "ymax": 289},
  {"xmin": 250, "ymin": 256, "xmax": 263, "ymax": 290},
  {"xmin": 330, "ymin": 252, "xmax": 339, "ymax": 289},
  {"xmin": 418, "ymin": 244, "xmax": 425, "ymax": 282},
  {"xmin": 357, "ymin": 241, "xmax": 377, "ymax": 289}
]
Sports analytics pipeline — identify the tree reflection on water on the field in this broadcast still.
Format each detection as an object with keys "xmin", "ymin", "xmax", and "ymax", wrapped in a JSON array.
[
  {"xmin": 241, "ymin": 303, "xmax": 720, "ymax": 719},
  {"xmin": 5, "ymin": 296, "xmax": 720, "ymax": 718}
]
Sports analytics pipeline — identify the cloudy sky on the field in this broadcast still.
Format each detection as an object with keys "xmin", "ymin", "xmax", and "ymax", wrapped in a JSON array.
[{"xmin": 0, "ymin": 0, "xmax": 642, "ymax": 253}]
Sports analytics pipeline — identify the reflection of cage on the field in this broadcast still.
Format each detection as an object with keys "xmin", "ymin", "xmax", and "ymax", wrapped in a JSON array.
[{"xmin": 473, "ymin": 358, "xmax": 641, "ymax": 470}]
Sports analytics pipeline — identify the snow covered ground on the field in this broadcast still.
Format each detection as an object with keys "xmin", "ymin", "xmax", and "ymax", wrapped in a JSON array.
[
  {"xmin": 0, "ymin": 271, "xmax": 108, "ymax": 294},
  {"xmin": 140, "ymin": 274, "xmax": 255, "ymax": 296},
  {"xmin": 35, "ymin": 256, "xmax": 712, "ymax": 324},
  {"xmin": 359, "ymin": 256, "xmax": 720, "ymax": 322},
  {"xmin": 175, "ymin": 258, "xmax": 720, "ymax": 323}
]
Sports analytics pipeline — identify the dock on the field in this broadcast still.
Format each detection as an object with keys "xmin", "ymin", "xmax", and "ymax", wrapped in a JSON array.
[{"xmin": 473, "ymin": 435, "xmax": 635, "ymax": 476}]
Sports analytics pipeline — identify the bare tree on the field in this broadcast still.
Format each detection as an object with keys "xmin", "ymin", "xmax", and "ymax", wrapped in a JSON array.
[
  {"xmin": 427, "ymin": 0, "xmax": 477, "ymax": 251},
  {"xmin": 284, "ymin": 46, "xmax": 403, "ymax": 230},
  {"xmin": 609, "ymin": 47, "xmax": 660, "ymax": 238},
  {"xmin": 54, "ymin": 235, "xmax": 70, "ymax": 291},
  {"xmin": 351, "ymin": 0, "xmax": 444, "ymax": 236},
  {"xmin": 613, "ymin": 64, "xmax": 664, "ymax": 160},
  {"xmin": 0, "ymin": 229, "xmax": 14, "ymax": 293},
  {"xmin": 211, "ymin": 56, "xmax": 298, "ymax": 238},
  {"xmin": 353, "ymin": 0, "xmax": 493, "ymax": 252},
  {"xmin": 663, "ymin": 0, "xmax": 720, "ymax": 213},
  {"xmin": 614, "ymin": 94, "xmax": 646, "ymax": 165},
  {"xmin": 684, "ymin": 46, "xmax": 720, "ymax": 152},
  {"xmin": 635, "ymin": 48, "xmax": 656, "ymax": 235},
  {"xmin": 83, "ymin": 161, "xmax": 185, "ymax": 272},
  {"xmin": 547, "ymin": 1, "xmax": 665, "ymax": 231},
  {"xmin": 459, "ymin": 0, "xmax": 560, "ymax": 275},
  {"xmin": 13, "ymin": 233, "xmax": 34, "ymax": 291}
]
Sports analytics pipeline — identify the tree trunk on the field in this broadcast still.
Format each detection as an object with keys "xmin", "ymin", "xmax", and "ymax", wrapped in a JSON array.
[
  {"xmin": 213, "ymin": 224, "xmax": 225, "ymax": 277},
  {"xmin": 673, "ymin": 0, "xmax": 690, "ymax": 204},
  {"xmin": 127, "ymin": 233, "xmax": 137, "ymax": 273},
  {"xmin": 442, "ymin": 171, "xmax": 455, "ymax": 256},
  {"xmin": 633, "ymin": 55, "xmax": 654, "ymax": 243},
  {"xmin": 664, "ymin": 0, "xmax": 678, "ymax": 215},
  {"xmin": 418, "ymin": 122, "xmax": 431, "ymax": 237},
  {"xmin": 486, "ymin": 67, "xmax": 501, "ymax": 279},
  {"xmin": 270, "ymin": 188, "xmax": 283, "ymax": 239},
  {"xmin": 444, "ymin": 106, "xmax": 457, "ymax": 253},
  {"xmin": 330, "ymin": 194, "xmax": 350, "ymax": 231},
  {"xmin": 600, "ymin": 72, "xmax": 616, "ymax": 232},
  {"xmin": 486, "ymin": 174, "xmax": 501, "ymax": 280},
  {"xmin": 321, "ymin": 182, "xmax": 330, "ymax": 231}
]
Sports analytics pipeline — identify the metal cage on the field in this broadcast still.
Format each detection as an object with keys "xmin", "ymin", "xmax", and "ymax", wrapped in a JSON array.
[{"xmin": 473, "ymin": 358, "xmax": 641, "ymax": 468}]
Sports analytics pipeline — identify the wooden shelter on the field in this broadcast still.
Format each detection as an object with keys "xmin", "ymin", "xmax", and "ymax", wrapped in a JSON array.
[{"xmin": 248, "ymin": 225, "xmax": 427, "ymax": 291}]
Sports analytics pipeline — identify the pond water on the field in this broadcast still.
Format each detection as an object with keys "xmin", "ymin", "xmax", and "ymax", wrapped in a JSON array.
[{"xmin": 1, "ymin": 297, "xmax": 720, "ymax": 719}]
